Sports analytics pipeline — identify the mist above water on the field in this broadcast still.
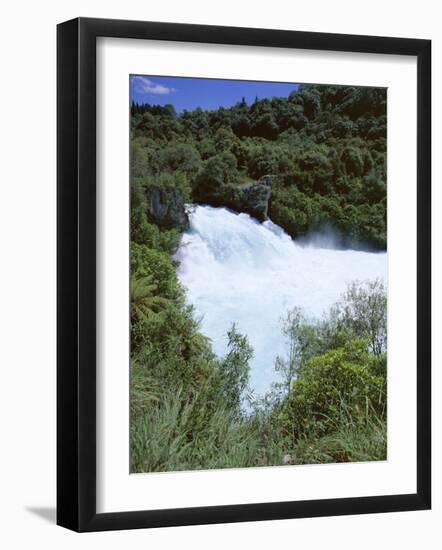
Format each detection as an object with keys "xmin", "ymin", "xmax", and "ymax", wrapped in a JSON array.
[{"xmin": 175, "ymin": 205, "xmax": 387, "ymax": 396}]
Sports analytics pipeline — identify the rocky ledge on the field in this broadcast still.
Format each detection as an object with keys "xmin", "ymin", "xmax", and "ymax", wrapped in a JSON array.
[
  {"xmin": 147, "ymin": 186, "xmax": 189, "ymax": 232},
  {"xmin": 194, "ymin": 175, "xmax": 273, "ymax": 222},
  {"xmin": 145, "ymin": 175, "xmax": 273, "ymax": 232}
]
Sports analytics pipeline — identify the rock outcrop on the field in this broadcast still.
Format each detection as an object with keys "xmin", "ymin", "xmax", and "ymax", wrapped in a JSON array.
[
  {"xmin": 194, "ymin": 175, "xmax": 273, "ymax": 222},
  {"xmin": 147, "ymin": 187, "xmax": 189, "ymax": 231}
]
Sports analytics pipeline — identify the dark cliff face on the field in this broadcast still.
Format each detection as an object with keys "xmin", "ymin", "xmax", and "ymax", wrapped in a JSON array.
[
  {"xmin": 147, "ymin": 187, "xmax": 189, "ymax": 231},
  {"xmin": 144, "ymin": 176, "xmax": 272, "ymax": 233},
  {"xmin": 193, "ymin": 175, "xmax": 272, "ymax": 223},
  {"xmin": 235, "ymin": 175, "xmax": 272, "ymax": 222}
]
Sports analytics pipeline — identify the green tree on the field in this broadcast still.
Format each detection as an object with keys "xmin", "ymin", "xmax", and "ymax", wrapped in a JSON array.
[
  {"xmin": 274, "ymin": 307, "xmax": 307, "ymax": 392},
  {"xmin": 330, "ymin": 279, "xmax": 387, "ymax": 355},
  {"xmin": 158, "ymin": 143, "xmax": 202, "ymax": 180},
  {"xmin": 219, "ymin": 324, "xmax": 253, "ymax": 415},
  {"xmin": 131, "ymin": 243, "xmax": 180, "ymax": 300},
  {"xmin": 130, "ymin": 273, "xmax": 169, "ymax": 325}
]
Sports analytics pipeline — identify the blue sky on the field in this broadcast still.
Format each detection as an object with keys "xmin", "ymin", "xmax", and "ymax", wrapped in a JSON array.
[{"xmin": 130, "ymin": 75, "xmax": 299, "ymax": 112}]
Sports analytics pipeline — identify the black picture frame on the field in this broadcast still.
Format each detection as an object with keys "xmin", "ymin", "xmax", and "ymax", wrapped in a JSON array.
[{"xmin": 57, "ymin": 17, "xmax": 431, "ymax": 532}]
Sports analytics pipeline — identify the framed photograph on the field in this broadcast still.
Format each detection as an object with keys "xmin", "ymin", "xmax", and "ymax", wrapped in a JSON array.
[{"xmin": 57, "ymin": 17, "xmax": 431, "ymax": 532}]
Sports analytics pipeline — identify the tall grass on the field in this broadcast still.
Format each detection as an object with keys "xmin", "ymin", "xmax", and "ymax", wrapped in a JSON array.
[
  {"xmin": 130, "ymin": 378, "xmax": 386, "ymax": 473},
  {"xmin": 289, "ymin": 405, "xmax": 387, "ymax": 465},
  {"xmin": 130, "ymin": 389, "xmax": 285, "ymax": 473}
]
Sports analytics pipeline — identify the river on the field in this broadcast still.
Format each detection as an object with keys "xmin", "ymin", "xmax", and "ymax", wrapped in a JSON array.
[{"xmin": 175, "ymin": 205, "xmax": 387, "ymax": 396}]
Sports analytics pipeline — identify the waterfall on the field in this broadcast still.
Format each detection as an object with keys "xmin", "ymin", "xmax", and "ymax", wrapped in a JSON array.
[{"xmin": 175, "ymin": 205, "xmax": 387, "ymax": 395}]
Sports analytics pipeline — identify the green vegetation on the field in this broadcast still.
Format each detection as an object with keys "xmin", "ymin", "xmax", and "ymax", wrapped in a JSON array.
[
  {"xmin": 131, "ymin": 84, "xmax": 386, "ymax": 249},
  {"xmin": 130, "ymin": 83, "xmax": 387, "ymax": 472},
  {"xmin": 130, "ymin": 246, "xmax": 387, "ymax": 471}
]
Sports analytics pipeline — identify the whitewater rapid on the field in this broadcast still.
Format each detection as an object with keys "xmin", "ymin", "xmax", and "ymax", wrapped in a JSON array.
[{"xmin": 175, "ymin": 205, "xmax": 387, "ymax": 396}]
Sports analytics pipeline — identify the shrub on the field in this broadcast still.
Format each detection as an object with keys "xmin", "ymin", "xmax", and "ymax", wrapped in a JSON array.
[{"xmin": 278, "ymin": 339, "xmax": 386, "ymax": 440}]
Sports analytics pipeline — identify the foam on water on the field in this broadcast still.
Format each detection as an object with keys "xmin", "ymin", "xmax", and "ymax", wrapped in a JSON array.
[{"xmin": 175, "ymin": 205, "xmax": 387, "ymax": 395}]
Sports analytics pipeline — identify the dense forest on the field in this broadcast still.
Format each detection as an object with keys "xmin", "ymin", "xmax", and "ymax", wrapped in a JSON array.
[
  {"xmin": 130, "ymin": 83, "xmax": 387, "ymax": 472},
  {"xmin": 131, "ymin": 83, "xmax": 387, "ymax": 249}
]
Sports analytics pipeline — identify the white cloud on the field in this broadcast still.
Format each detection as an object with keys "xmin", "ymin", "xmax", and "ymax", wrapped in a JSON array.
[{"xmin": 132, "ymin": 76, "xmax": 176, "ymax": 96}]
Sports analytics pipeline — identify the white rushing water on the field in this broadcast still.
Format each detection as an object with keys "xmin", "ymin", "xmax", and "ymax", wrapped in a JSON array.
[{"xmin": 175, "ymin": 205, "xmax": 387, "ymax": 396}]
